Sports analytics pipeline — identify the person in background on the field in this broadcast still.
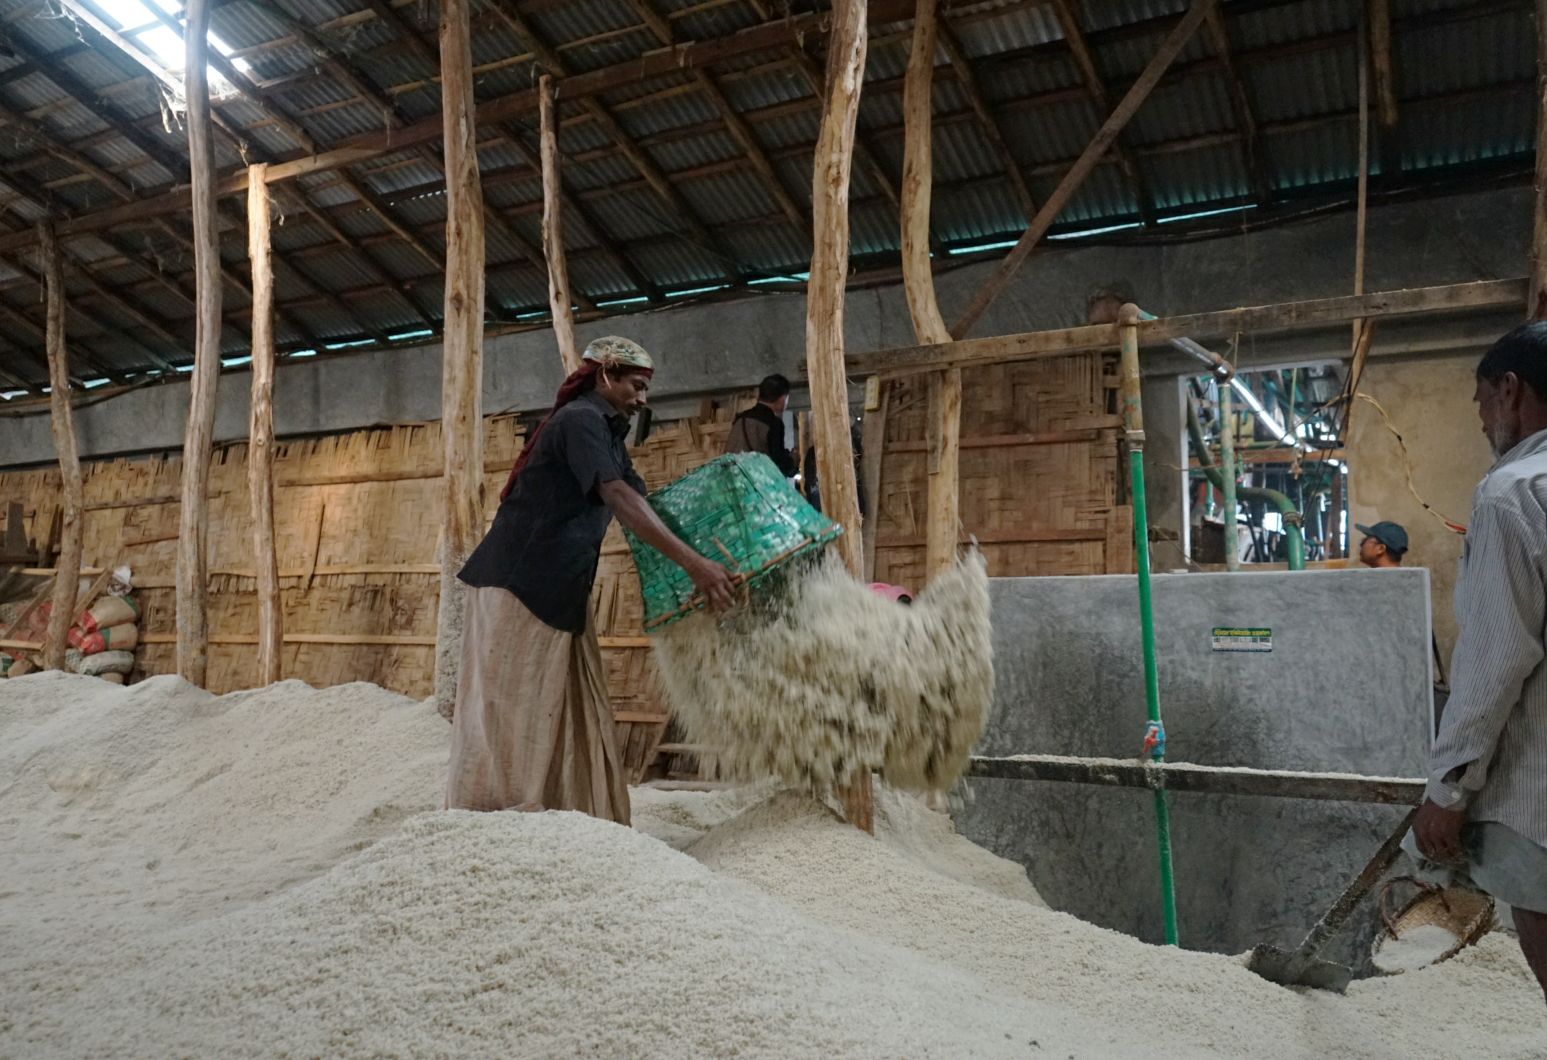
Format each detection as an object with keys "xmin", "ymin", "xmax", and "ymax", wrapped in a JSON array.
[
  {"xmin": 725, "ymin": 373, "xmax": 797, "ymax": 478},
  {"xmin": 1356, "ymin": 520, "xmax": 1408, "ymax": 568},
  {"xmin": 804, "ymin": 419, "xmax": 866, "ymax": 516},
  {"xmin": 447, "ymin": 336, "xmax": 735, "ymax": 823},
  {"xmin": 1407, "ymin": 321, "xmax": 1547, "ymax": 1004}
]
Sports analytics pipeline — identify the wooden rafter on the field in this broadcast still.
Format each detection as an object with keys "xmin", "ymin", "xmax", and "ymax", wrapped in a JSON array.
[
  {"xmin": 499, "ymin": 123, "xmax": 664, "ymax": 302},
  {"xmin": 226, "ymin": 6, "xmax": 590, "ymax": 316},
  {"xmin": 1368, "ymin": 0, "xmax": 1402, "ymax": 177},
  {"xmin": 951, "ymin": 0, "xmax": 1217, "ymax": 338},
  {"xmin": 741, "ymin": 0, "xmax": 903, "ymax": 218},
  {"xmin": 0, "ymin": 18, "xmax": 331, "ymax": 354},
  {"xmin": 936, "ymin": 18, "xmax": 1038, "ymax": 220},
  {"xmin": 0, "ymin": 99, "xmax": 302, "ymax": 369},
  {"xmin": 0, "ymin": 175, "xmax": 161, "ymax": 378},
  {"xmin": 484, "ymin": 0, "xmax": 748, "ymax": 284},
  {"xmin": 1202, "ymin": 3, "xmax": 1272, "ymax": 205},
  {"xmin": 1049, "ymin": 0, "xmax": 1158, "ymax": 224},
  {"xmin": 82, "ymin": 2, "xmax": 410, "ymax": 346},
  {"xmin": 626, "ymin": 0, "xmax": 810, "ymax": 232}
]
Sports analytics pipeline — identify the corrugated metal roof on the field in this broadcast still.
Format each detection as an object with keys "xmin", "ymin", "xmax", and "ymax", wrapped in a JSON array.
[{"xmin": 0, "ymin": 0, "xmax": 1536, "ymax": 387}]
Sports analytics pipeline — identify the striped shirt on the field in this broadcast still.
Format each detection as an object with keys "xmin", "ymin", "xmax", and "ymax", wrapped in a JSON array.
[{"xmin": 1426, "ymin": 427, "xmax": 1547, "ymax": 848}]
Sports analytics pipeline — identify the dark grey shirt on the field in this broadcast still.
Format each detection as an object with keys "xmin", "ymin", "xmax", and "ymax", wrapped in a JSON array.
[{"xmin": 459, "ymin": 391, "xmax": 646, "ymax": 633}]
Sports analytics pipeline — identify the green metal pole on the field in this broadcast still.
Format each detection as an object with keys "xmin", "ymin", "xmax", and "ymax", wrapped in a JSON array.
[
  {"xmin": 1220, "ymin": 383, "xmax": 1239, "ymax": 571},
  {"xmin": 1118, "ymin": 306, "xmax": 1180, "ymax": 947}
]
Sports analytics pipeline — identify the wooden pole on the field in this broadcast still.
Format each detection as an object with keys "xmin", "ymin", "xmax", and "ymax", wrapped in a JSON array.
[
  {"xmin": 1353, "ymin": 9, "xmax": 1371, "ymax": 349},
  {"xmin": 807, "ymin": 0, "xmax": 866, "ymax": 579},
  {"xmin": 807, "ymin": 0, "xmax": 871, "ymax": 832},
  {"xmin": 968, "ymin": 754, "xmax": 1425, "ymax": 806},
  {"xmin": 247, "ymin": 163, "xmax": 282, "ymax": 686},
  {"xmin": 539, "ymin": 75, "xmax": 581, "ymax": 373},
  {"xmin": 434, "ymin": 0, "xmax": 487, "ymax": 719},
  {"xmin": 39, "ymin": 223, "xmax": 82, "ymax": 672},
  {"xmin": 1530, "ymin": 0, "xmax": 1547, "ymax": 318},
  {"xmin": 847, "ymin": 279, "xmax": 1526, "ymax": 378},
  {"xmin": 177, "ymin": 0, "xmax": 223, "ymax": 686},
  {"xmin": 948, "ymin": 0, "xmax": 1216, "ymax": 339},
  {"xmin": 902, "ymin": 0, "xmax": 962, "ymax": 582}
]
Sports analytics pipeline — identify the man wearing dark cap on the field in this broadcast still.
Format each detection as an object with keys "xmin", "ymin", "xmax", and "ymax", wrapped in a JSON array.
[{"xmin": 1356, "ymin": 520, "xmax": 1408, "ymax": 568}]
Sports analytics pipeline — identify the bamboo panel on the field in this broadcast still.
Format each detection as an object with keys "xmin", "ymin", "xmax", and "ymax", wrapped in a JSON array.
[
  {"xmin": 1, "ymin": 399, "xmax": 749, "ymax": 779},
  {"xmin": 875, "ymin": 354, "xmax": 1133, "ymax": 583}
]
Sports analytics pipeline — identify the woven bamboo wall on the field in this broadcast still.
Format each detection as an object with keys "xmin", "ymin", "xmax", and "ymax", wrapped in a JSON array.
[
  {"xmin": 3, "ymin": 358, "xmax": 1124, "ymax": 775},
  {"xmin": 871, "ymin": 353, "xmax": 1134, "ymax": 588},
  {"xmin": 0, "ymin": 399, "xmax": 744, "ymax": 780}
]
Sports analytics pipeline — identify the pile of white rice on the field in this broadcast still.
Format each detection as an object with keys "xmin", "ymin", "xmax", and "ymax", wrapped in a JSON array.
[{"xmin": 1, "ymin": 671, "xmax": 1543, "ymax": 1058}]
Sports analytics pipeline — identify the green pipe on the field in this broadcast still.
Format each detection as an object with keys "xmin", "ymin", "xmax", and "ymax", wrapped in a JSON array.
[
  {"xmin": 1186, "ymin": 399, "xmax": 1307, "ymax": 570},
  {"xmin": 1129, "ymin": 445, "xmax": 1179, "ymax": 945},
  {"xmin": 1119, "ymin": 308, "xmax": 1179, "ymax": 947},
  {"xmin": 1220, "ymin": 385, "xmax": 1239, "ymax": 572}
]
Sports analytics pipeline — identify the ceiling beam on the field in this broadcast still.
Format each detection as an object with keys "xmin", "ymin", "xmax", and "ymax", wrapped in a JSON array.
[
  {"xmin": 484, "ymin": 0, "xmax": 749, "ymax": 285},
  {"xmin": 1367, "ymin": 0, "xmax": 1402, "ymax": 178},
  {"xmin": 936, "ymin": 17, "xmax": 1038, "ymax": 220},
  {"xmin": 625, "ymin": 0, "xmax": 810, "ymax": 232},
  {"xmin": 1202, "ymin": 3, "xmax": 1273, "ymax": 205},
  {"xmin": 499, "ymin": 123, "xmax": 665, "ymax": 303},
  {"xmin": 1048, "ymin": 0, "xmax": 1158, "ymax": 224}
]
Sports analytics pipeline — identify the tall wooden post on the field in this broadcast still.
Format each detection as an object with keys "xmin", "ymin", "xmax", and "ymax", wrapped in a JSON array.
[
  {"xmin": 435, "ymin": 0, "xmax": 487, "ymax": 718},
  {"xmin": 177, "ymin": 0, "xmax": 222, "ymax": 686},
  {"xmin": 540, "ymin": 75, "xmax": 581, "ymax": 373},
  {"xmin": 1530, "ymin": 0, "xmax": 1547, "ymax": 318},
  {"xmin": 902, "ymin": 0, "xmax": 961, "ymax": 582},
  {"xmin": 39, "ymin": 223, "xmax": 82, "ymax": 672},
  {"xmin": 807, "ymin": 0, "xmax": 870, "ymax": 831},
  {"xmin": 806, "ymin": 0, "xmax": 866, "ymax": 579},
  {"xmin": 247, "ymin": 163, "xmax": 282, "ymax": 686}
]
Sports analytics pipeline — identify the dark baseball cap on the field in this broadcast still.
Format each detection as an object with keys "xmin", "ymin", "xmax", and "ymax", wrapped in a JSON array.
[{"xmin": 1356, "ymin": 521, "xmax": 1409, "ymax": 554}]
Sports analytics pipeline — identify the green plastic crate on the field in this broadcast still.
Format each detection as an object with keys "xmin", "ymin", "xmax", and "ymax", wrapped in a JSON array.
[{"xmin": 625, "ymin": 452, "xmax": 842, "ymax": 631}]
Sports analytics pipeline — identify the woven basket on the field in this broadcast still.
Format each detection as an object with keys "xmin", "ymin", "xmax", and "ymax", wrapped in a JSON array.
[
  {"xmin": 626, "ymin": 452, "xmax": 842, "ymax": 631},
  {"xmin": 1371, "ymin": 876, "xmax": 1494, "ymax": 973}
]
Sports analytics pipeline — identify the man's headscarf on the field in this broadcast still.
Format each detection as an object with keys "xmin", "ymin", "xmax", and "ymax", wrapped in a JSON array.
[{"xmin": 500, "ymin": 336, "xmax": 655, "ymax": 500}]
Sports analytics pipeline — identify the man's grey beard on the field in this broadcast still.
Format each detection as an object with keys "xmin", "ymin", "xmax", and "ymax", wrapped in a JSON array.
[{"xmin": 1489, "ymin": 427, "xmax": 1520, "ymax": 461}]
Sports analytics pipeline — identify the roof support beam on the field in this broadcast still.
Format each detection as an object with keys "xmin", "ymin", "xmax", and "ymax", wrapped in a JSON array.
[
  {"xmin": 950, "ymin": 0, "xmax": 1216, "ymax": 338},
  {"xmin": 1367, "ymin": 0, "xmax": 1403, "ymax": 178},
  {"xmin": 484, "ymin": 0, "xmax": 747, "ymax": 284},
  {"xmin": 936, "ymin": 17, "xmax": 1038, "ymax": 220},
  {"xmin": 625, "ymin": 0, "xmax": 810, "ymax": 232},
  {"xmin": 1049, "ymin": 0, "xmax": 1158, "ymax": 224},
  {"xmin": 2, "ymin": 14, "xmax": 333, "ymax": 355},
  {"xmin": 499, "ymin": 123, "xmax": 664, "ymax": 302},
  {"xmin": 231, "ymin": 1, "xmax": 590, "ymax": 313},
  {"xmin": 0, "ymin": 2, "xmax": 928, "ymax": 254},
  {"xmin": 1202, "ymin": 4, "xmax": 1273, "ymax": 205}
]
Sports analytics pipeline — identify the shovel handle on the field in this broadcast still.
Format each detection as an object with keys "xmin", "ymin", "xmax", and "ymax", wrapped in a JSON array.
[{"xmin": 1290, "ymin": 805, "xmax": 1420, "ymax": 964}]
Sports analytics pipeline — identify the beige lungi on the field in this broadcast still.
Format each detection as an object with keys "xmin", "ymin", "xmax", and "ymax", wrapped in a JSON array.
[{"xmin": 445, "ymin": 585, "xmax": 631, "ymax": 823}]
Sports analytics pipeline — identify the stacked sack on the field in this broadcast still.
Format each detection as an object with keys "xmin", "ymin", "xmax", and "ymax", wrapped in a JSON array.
[
  {"xmin": 64, "ymin": 593, "xmax": 140, "ymax": 684},
  {"xmin": 1, "ymin": 580, "xmax": 140, "ymax": 684}
]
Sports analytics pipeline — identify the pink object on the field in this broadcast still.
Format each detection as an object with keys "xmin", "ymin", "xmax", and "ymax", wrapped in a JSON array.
[{"xmin": 868, "ymin": 582, "xmax": 914, "ymax": 604}]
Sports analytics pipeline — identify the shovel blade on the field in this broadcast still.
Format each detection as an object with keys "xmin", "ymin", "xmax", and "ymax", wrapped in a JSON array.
[{"xmin": 1246, "ymin": 944, "xmax": 1353, "ymax": 993}]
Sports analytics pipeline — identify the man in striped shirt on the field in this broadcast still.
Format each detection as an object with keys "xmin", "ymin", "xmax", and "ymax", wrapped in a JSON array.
[{"xmin": 1410, "ymin": 322, "xmax": 1547, "ymax": 1002}]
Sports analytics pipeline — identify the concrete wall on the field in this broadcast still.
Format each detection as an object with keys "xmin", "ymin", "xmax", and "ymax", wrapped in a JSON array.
[
  {"xmin": 959, "ymin": 569, "xmax": 1434, "ymax": 966},
  {"xmin": 0, "ymin": 184, "xmax": 1533, "ymax": 467},
  {"xmin": 1344, "ymin": 353, "xmax": 1495, "ymax": 664}
]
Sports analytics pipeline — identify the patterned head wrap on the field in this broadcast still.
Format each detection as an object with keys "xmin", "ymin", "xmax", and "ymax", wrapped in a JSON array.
[
  {"xmin": 500, "ymin": 336, "xmax": 656, "ymax": 500},
  {"xmin": 582, "ymin": 336, "xmax": 654, "ymax": 372}
]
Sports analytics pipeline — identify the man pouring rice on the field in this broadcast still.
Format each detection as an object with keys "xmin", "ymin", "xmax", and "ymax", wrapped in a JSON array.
[{"xmin": 447, "ymin": 337, "xmax": 736, "ymax": 822}]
